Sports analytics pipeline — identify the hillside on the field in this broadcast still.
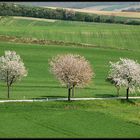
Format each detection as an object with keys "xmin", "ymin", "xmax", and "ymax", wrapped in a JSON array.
[
  {"xmin": 0, "ymin": 14, "xmax": 140, "ymax": 138},
  {"xmin": 46, "ymin": 6, "xmax": 140, "ymax": 19},
  {"xmin": 0, "ymin": 16, "xmax": 140, "ymax": 51},
  {"xmin": 15, "ymin": 2, "xmax": 140, "ymax": 12},
  {"xmin": 15, "ymin": 2, "xmax": 140, "ymax": 9}
]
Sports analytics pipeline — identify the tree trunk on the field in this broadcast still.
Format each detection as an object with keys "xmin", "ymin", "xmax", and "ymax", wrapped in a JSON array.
[
  {"xmin": 126, "ymin": 87, "xmax": 129, "ymax": 100},
  {"xmin": 116, "ymin": 86, "xmax": 120, "ymax": 97},
  {"xmin": 6, "ymin": 71, "xmax": 10, "ymax": 99},
  {"xmin": 7, "ymin": 85, "xmax": 10, "ymax": 99},
  {"xmin": 72, "ymin": 85, "xmax": 75, "ymax": 97},
  {"xmin": 68, "ymin": 87, "xmax": 71, "ymax": 101}
]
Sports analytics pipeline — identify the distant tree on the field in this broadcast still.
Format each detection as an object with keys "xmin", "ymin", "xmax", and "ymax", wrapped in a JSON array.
[
  {"xmin": 75, "ymin": 12, "xmax": 85, "ymax": 21},
  {"xmin": 105, "ymin": 15, "xmax": 115, "ymax": 23},
  {"xmin": 64, "ymin": 9, "xmax": 75, "ymax": 20},
  {"xmin": 0, "ymin": 50, "xmax": 27, "ymax": 98},
  {"xmin": 85, "ymin": 14, "xmax": 94, "ymax": 22},
  {"xmin": 49, "ymin": 54, "xmax": 94, "ymax": 101},
  {"xmin": 94, "ymin": 15, "xmax": 100, "ymax": 22},
  {"xmin": 0, "ymin": 2, "xmax": 140, "ymax": 25},
  {"xmin": 107, "ymin": 58, "xmax": 140, "ymax": 100}
]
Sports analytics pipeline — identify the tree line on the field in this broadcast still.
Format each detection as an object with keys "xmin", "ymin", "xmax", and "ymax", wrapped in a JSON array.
[
  {"xmin": 0, "ymin": 50, "xmax": 140, "ymax": 101},
  {"xmin": 0, "ymin": 2, "xmax": 140, "ymax": 25},
  {"xmin": 122, "ymin": 8, "xmax": 140, "ymax": 12}
]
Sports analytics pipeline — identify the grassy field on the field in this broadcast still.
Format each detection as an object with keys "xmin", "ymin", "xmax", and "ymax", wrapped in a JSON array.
[
  {"xmin": 0, "ymin": 17, "xmax": 140, "ymax": 51},
  {"xmin": 0, "ymin": 17, "xmax": 140, "ymax": 99},
  {"xmin": 0, "ymin": 17, "xmax": 140, "ymax": 138},
  {"xmin": 0, "ymin": 41, "xmax": 140, "ymax": 99},
  {"xmin": 0, "ymin": 100, "xmax": 140, "ymax": 138}
]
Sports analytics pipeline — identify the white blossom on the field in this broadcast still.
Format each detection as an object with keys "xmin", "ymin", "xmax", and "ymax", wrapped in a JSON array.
[
  {"xmin": 0, "ymin": 50, "xmax": 27, "ymax": 98},
  {"xmin": 107, "ymin": 58, "xmax": 140, "ymax": 94},
  {"xmin": 49, "ymin": 54, "xmax": 94, "ymax": 88},
  {"xmin": 49, "ymin": 54, "xmax": 94, "ymax": 101}
]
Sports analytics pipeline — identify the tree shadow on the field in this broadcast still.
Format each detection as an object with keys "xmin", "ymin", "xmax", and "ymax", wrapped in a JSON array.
[
  {"xmin": 94, "ymin": 93, "xmax": 116, "ymax": 98},
  {"xmin": 0, "ymin": 98, "xmax": 8, "ymax": 100},
  {"xmin": 120, "ymin": 99, "xmax": 136, "ymax": 105}
]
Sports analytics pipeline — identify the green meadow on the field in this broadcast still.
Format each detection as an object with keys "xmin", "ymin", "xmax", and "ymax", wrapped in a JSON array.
[
  {"xmin": 0, "ymin": 17, "xmax": 140, "ymax": 50},
  {"xmin": 0, "ymin": 100, "xmax": 140, "ymax": 138},
  {"xmin": 0, "ymin": 17, "xmax": 140, "ymax": 138},
  {"xmin": 0, "ymin": 41, "xmax": 140, "ymax": 99}
]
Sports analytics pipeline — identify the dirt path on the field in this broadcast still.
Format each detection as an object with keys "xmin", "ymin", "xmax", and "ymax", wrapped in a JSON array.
[{"xmin": 0, "ymin": 96, "xmax": 140, "ymax": 103}]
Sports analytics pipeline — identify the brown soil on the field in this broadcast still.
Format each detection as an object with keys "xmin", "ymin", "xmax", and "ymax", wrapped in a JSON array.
[{"xmin": 0, "ymin": 35, "xmax": 132, "ymax": 51}]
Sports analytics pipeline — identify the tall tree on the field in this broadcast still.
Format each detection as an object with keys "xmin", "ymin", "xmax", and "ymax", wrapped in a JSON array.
[
  {"xmin": 107, "ymin": 58, "xmax": 140, "ymax": 100},
  {"xmin": 0, "ymin": 50, "xmax": 27, "ymax": 98},
  {"xmin": 49, "ymin": 54, "xmax": 94, "ymax": 101}
]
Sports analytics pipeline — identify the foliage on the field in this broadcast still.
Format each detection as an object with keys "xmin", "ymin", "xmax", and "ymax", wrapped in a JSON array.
[
  {"xmin": 49, "ymin": 54, "xmax": 93, "ymax": 88},
  {"xmin": 49, "ymin": 54, "xmax": 93, "ymax": 100},
  {"xmin": 122, "ymin": 8, "xmax": 140, "ymax": 12},
  {"xmin": 0, "ymin": 50, "xmax": 27, "ymax": 98},
  {"xmin": 0, "ymin": 2, "xmax": 140, "ymax": 25},
  {"xmin": 107, "ymin": 58, "xmax": 140, "ymax": 99}
]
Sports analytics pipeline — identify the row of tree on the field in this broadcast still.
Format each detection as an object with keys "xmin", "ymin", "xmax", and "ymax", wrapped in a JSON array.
[
  {"xmin": 0, "ymin": 2, "xmax": 140, "ymax": 25},
  {"xmin": 0, "ymin": 50, "xmax": 140, "ymax": 101},
  {"xmin": 122, "ymin": 8, "xmax": 140, "ymax": 12}
]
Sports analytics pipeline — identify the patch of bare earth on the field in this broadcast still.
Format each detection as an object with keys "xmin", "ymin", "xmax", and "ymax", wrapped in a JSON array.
[
  {"xmin": 13, "ymin": 16, "xmax": 57, "ymax": 22},
  {"xmin": 0, "ymin": 35, "xmax": 133, "ymax": 51}
]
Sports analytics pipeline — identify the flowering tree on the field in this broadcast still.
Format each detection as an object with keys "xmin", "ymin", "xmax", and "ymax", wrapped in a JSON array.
[
  {"xmin": 107, "ymin": 58, "xmax": 140, "ymax": 100},
  {"xmin": 49, "ymin": 54, "xmax": 94, "ymax": 101},
  {"xmin": 0, "ymin": 50, "xmax": 27, "ymax": 98}
]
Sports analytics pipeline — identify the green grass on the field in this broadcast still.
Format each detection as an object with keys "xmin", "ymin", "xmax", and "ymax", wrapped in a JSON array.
[
  {"xmin": 0, "ymin": 41, "xmax": 140, "ymax": 99},
  {"xmin": 0, "ymin": 17, "xmax": 140, "ymax": 51},
  {"xmin": 0, "ymin": 17, "xmax": 140, "ymax": 138},
  {"xmin": 0, "ymin": 100, "xmax": 140, "ymax": 138}
]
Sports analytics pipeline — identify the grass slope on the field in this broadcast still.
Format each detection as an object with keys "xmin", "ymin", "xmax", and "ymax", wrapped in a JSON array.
[
  {"xmin": 0, "ymin": 100, "xmax": 140, "ymax": 138},
  {"xmin": 0, "ymin": 17, "xmax": 140, "ymax": 51}
]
